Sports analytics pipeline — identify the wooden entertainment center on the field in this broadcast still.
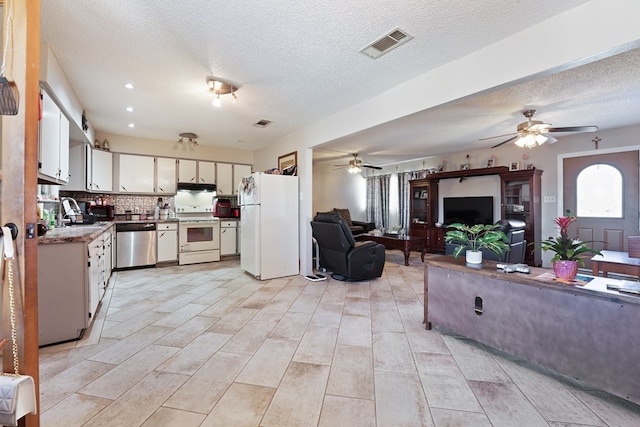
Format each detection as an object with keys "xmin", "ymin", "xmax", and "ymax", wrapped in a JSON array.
[{"xmin": 409, "ymin": 166, "xmax": 542, "ymax": 266}]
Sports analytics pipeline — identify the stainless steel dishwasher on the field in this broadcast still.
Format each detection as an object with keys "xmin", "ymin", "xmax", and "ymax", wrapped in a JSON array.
[{"xmin": 116, "ymin": 222, "xmax": 157, "ymax": 269}]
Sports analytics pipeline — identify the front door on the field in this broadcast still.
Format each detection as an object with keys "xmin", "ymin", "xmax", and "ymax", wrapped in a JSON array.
[{"xmin": 563, "ymin": 151, "xmax": 639, "ymax": 268}]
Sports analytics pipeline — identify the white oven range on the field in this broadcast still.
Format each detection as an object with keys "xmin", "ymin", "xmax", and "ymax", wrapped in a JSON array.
[{"xmin": 176, "ymin": 205, "xmax": 220, "ymax": 265}]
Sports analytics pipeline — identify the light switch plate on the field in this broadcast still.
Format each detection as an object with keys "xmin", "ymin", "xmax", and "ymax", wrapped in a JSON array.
[{"xmin": 543, "ymin": 196, "xmax": 556, "ymax": 203}]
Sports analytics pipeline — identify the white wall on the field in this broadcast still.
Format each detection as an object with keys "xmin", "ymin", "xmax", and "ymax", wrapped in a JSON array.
[
  {"xmin": 312, "ymin": 162, "xmax": 366, "ymax": 220},
  {"xmin": 95, "ymin": 132, "xmax": 253, "ymax": 164}
]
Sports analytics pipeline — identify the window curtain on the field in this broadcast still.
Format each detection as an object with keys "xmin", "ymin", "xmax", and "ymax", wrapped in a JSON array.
[
  {"xmin": 366, "ymin": 174, "xmax": 391, "ymax": 229},
  {"xmin": 398, "ymin": 169, "xmax": 429, "ymax": 230}
]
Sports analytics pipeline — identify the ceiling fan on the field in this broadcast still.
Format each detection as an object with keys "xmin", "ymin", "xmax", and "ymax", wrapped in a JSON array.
[
  {"xmin": 481, "ymin": 110, "xmax": 598, "ymax": 149},
  {"xmin": 334, "ymin": 153, "xmax": 382, "ymax": 173}
]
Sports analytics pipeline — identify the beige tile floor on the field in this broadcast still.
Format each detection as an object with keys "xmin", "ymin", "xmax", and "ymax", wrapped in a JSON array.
[{"xmin": 39, "ymin": 253, "xmax": 640, "ymax": 426}]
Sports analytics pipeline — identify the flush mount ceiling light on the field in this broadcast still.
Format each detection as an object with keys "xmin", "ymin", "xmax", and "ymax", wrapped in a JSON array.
[
  {"xmin": 207, "ymin": 78, "xmax": 239, "ymax": 107},
  {"xmin": 178, "ymin": 132, "xmax": 198, "ymax": 146}
]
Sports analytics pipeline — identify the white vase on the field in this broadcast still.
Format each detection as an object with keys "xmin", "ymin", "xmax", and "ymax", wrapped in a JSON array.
[{"xmin": 466, "ymin": 250, "xmax": 482, "ymax": 264}]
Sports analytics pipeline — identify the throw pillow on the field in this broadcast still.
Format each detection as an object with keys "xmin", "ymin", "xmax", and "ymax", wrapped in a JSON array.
[{"xmin": 332, "ymin": 208, "xmax": 353, "ymax": 227}]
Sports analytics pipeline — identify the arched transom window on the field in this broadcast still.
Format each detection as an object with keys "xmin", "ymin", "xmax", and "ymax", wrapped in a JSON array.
[{"xmin": 576, "ymin": 164, "xmax": 623, "ymax": 218}]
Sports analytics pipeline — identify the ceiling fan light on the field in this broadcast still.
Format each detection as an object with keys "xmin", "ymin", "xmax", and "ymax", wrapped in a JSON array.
[
  {"xmin": 212, "ymin": 94, "xmax": 222, "ymax": 108},
  {"xmin": 515, "ymin": 133, "xmax": 537, "ymax": 148},
  {"xmin": 534, "ymin": 133, "xmax": 549, "ymax": 145}
]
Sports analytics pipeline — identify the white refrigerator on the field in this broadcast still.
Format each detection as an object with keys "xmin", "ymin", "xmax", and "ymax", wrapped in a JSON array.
[{"xmin": 239, "ymin": 173, "xmax": 299, "ymax": 280}]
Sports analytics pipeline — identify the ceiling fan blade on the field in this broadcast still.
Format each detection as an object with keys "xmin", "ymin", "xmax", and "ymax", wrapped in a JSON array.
[
  {"xmin": 363, "ymin": 164, "xmax": 382, "ymax": 170},
  {"xmin": 479, "ymin": 132, "xmax": 517, "ymax": 141},
  {"xmin": 491, "ymin": 135, "xmax": 519, "ymax": 149},
  {"xmin": 547, "ymin": 125, "xmax": 598, "ymax": 133}
]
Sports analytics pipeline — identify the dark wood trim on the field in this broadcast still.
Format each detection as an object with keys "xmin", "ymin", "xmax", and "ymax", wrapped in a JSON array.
[
  {"xmin": 424, "ymin": 166, "xmax": 510, "ymax": 182},
  {"xmin": 1, "ymin": 1, "xmax": 41, "ymax": 425}
]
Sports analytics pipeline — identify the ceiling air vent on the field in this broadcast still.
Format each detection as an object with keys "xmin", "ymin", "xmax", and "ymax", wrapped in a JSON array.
[
  {"xmin": 253, "ymin": 119, "xmax": 272, "ymax": 128},
  {"xmin": 360, "ymin": 28, "xmax": 413, "ymax": 59}
]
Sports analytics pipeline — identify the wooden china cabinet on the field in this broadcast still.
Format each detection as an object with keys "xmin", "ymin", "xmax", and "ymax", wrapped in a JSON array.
[
  {"xmin": 409, "ymin": 179, "xmax": 439, "ymax": 252},
  {"xmin": 500, "ymin": 168, "xmax": 542, "ymax": 266}
]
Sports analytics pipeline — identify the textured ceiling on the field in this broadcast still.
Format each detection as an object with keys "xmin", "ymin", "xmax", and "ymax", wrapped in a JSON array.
[{"xmin": 39, "ymin": 0, "xmax": 639, "ymax": 165}]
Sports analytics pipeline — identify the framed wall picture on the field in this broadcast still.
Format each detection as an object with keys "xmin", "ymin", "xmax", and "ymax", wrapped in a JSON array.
[
  {"xmin": 485, "ymin": 155, "xmax": 496, "ymax": 168},
  {"xmin": 278, "ymin": 151, "xmax": 297, "ymax": 175},
  {"xmin": 510, "ymin": 161, "xmax": 520, "ymax": 171}
]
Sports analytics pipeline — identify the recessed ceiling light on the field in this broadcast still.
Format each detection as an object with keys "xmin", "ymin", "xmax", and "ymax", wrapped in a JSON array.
[
  {"xmin": 125, "ymin": 106, "xmax": 134, "ymax": 112},
  {"xmin": 127, "ymin": 123, "xmax": 135, "ymax": 128},
  {"xmin": 124, "ymin": 83, "xmax": 134, "ymax": 89}
]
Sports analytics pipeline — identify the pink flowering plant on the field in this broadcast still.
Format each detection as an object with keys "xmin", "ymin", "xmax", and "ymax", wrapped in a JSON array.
[{"xmin": 539, "ymin": 211, "xmax": 601, "ymax": 266}]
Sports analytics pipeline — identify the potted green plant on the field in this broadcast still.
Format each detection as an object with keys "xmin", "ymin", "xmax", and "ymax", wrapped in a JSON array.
[
  {"xmin": 538, "ymin": 211, "xmax": 601, "ymax": 280},
  {"xmin": 445, "ymin": 223, "xmax": 509, "ymax": 264}
]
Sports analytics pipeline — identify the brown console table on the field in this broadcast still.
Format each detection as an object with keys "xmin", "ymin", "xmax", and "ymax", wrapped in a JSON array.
[
  {"xmin": 424, "ymin": 255, "xmax": 640, "ymax": 406},
  {"xmin": 591, "ymin": 250, "xmax": 640, "ymax": 278},
  {"xmin": 359, "ymin": 234, "xmax": 425, "ymax": 266}
]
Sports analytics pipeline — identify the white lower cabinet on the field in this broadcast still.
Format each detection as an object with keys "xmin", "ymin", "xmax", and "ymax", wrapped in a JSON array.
[
  {"xmin": 157, "ymin": 222, "xmax": 178, "ymax": 262},
  {"xmin": 220, "ymin": 220, "xmax": 238, "ymax": 255},
  {"xmin": 38, "ymin": 226, "xmax": 114, "ymax": 346},
  {"xmin": 88, "ymin": 237, "xmax": 103, "ymax": 320}
]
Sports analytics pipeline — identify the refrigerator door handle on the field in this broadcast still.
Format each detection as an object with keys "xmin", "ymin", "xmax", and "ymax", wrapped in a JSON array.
[{"xmin": 237, "ymin": 182, "xmax": 245, "ymax": 205}]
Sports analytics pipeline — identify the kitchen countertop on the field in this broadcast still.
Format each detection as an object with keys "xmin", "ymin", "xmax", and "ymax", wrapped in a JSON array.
[
  {"xmin": 38, "ymin": 218, "xmax": 181, "ymax": 245},
  {"xmin": 39, "ymin": 222, "xmax": 114, "ymax": 244}
]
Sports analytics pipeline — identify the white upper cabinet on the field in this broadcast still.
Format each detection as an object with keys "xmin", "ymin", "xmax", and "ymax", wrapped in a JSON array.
[
  {"xmin": 91, "ymin": 149, "xmax": 113, "ymax": 192},
  {"xmin": 66, "ymin": 144, "xmax": 113, "ymax": 192},
  {"xmin": 198, "ymin": 161, "xmax": 216, "ymax": 184},
  {"xmin": 118, "ymin": 154, "xmax": 155, "ymax": 193},
  {"xmin": 38, "ymin": 89, "xmax": 70, "ymax": 184},
  {"xmin": 216, "ymin": 163, "xmax": 233, "ymax": 195},
  {"xmin": 156, "ymin": 157, "xmax": 177, "ymax": 194},
  {"xmin": 178, "ymin": 159, "xmax": 197, "ymax": 183}
]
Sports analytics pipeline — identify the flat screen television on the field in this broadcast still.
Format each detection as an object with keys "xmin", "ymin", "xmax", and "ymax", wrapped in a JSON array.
[{"xmin": 443, "ymin": 196, "xmax": 494, "ymax": 226}]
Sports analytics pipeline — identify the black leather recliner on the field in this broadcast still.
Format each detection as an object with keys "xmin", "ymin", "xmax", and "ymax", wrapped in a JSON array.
[
  {"xmin": 311, "ymin": 212, "xmax": 385, "ymax": 281},
  {"xmin": 445, "ymin": 219, "xmax": 527, "ymax": 264}
]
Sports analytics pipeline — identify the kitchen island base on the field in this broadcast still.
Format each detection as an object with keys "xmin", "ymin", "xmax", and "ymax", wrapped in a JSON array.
[{"xmin": 424, "ymin": 255, "xmax": 640, "ymax": 406}]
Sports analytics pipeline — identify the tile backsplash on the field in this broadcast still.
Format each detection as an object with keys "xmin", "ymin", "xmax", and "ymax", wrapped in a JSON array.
[{"xmin": 60, "ymin": 192, "xmax": 175, "ymax": 215}]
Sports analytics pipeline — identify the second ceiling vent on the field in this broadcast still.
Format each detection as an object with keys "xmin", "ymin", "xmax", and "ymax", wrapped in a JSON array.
[{"xmin": 360, "ymin": 28, "xmax": 413, "ymax": 59}]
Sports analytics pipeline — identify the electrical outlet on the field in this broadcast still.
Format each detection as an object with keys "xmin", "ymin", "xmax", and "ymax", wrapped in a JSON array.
[{"xmin": 543, "ymin": 196, "xmax": 556, "ymax": 203}]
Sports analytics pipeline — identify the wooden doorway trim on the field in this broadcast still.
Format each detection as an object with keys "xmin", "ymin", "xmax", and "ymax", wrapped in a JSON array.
[{"xmin": 1, "ymin": 0, "xmax": 41, "ymax": 426}]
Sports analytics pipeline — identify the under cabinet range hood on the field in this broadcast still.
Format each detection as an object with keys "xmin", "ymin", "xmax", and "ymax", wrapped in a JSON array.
[{"xmin": 177, "ymin": 183, "xmax": 217, "ymax": 192}]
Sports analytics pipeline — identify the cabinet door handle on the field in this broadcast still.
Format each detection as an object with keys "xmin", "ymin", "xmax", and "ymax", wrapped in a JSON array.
[
  {"xmin": 160, "ymin": 232, "xmax": 165, "ymax": 238},
  {"xmin": 121, "ymin": 186, "xmax": 127, "ymax": 191}
]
